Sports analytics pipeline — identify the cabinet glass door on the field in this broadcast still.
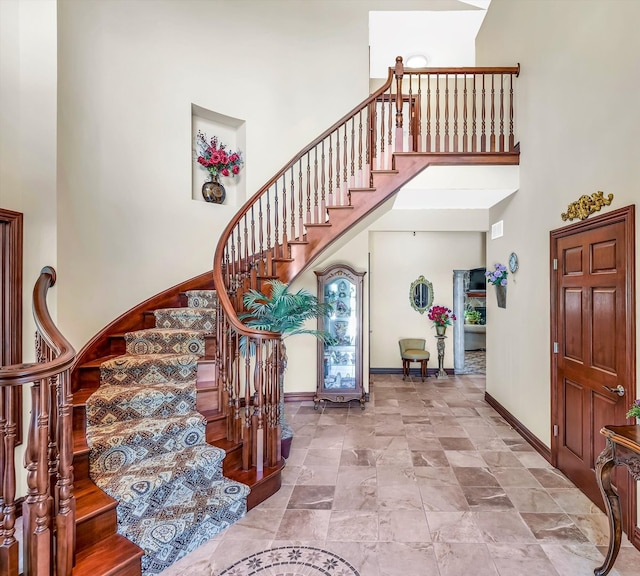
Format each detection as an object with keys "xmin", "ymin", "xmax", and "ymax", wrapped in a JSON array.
[{"xmin": 315, "ymin": 264, "xmax": 366, "ymax": 408}]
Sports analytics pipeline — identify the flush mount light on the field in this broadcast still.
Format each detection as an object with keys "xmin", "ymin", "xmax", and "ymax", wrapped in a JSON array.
[{"xmin": 405, "ymin": 54, "xmax": 428, "ymax": 67}]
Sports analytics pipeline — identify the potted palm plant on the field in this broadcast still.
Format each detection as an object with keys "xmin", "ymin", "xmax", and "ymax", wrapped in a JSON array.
[{"xmin": 239, "ymin": 280, "xmax": 332, "ymax": 458}]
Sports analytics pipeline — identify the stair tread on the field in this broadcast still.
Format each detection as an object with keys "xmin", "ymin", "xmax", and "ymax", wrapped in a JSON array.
[
  {"xmin": 75, "ymin": 534, "xmax": 143, "ymax": 576},
  {"xmin": 304, "ymin": 223, "xmax": 332, "ymax": 228},
  {"xmin": 200, "ymin": 407, "xmax": 224, "ymax": 420},
  {"xmin": 75, "ymin": 478, "xmax": 117, "ymax": 521},
  {"xmin": 196, "ymin": 379, "xmax": 217, "ymax": 390},
  {"xmin": 326, "ymin": 205, "xmax": 354, "ymax": 210},
  {"xmin": 74, "ymin": 428, "xmax": 90, "ymax": 453},
  {"xmin": 349, "ymin": 187, "xmax": 375, "ymax": 192},
  {"xmin": 225, "ymin": 460, "xmax": 285, "ymax": 485},
  {"xmin": 79, "ymin": 354, "xmax": 121, "ymax": 369},
  {"xmin": 287, "ymin": 239, "xmax": 309, "ymax": 245}
]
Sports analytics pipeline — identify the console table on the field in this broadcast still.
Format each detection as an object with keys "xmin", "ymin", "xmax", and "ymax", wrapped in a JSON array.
[{"xmin": 594, "ymin": 425, "xmax": 640, "ymax": 576}]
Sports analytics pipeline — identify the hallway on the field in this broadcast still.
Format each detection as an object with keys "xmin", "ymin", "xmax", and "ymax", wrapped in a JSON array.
[{"xmin": 160, "ymin": 374, "xmax": 640, "ymax": 576}]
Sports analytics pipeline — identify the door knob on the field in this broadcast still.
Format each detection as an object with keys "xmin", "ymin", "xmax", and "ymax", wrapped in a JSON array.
[{"xmin": 602, "ymin": 384, "xmax": 625, "ymax": 397}]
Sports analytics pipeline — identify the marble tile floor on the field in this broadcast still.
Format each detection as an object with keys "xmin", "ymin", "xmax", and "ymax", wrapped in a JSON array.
[{"xmin": 161, "ymin": 373, "xmax": 640, "ymax": 576}]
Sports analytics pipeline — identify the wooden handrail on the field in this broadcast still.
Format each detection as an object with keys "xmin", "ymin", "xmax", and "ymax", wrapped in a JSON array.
[
  {"xmin": 0, "ymin": 267, "xmax": 75, "ymax": 386},
  {"xmin": 0, "ymin": 266, "xmax": 76, "ymax": 576}
]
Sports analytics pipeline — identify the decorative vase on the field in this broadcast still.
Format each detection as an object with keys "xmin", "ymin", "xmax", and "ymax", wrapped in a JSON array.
[
  {"xmin": 495, "ymin": 284, "xmax": 507, "ymax": 308},
  {"xmin": 435, "ymin": 324, "xmax": 447, "ymax": 336},
  {"xmin": 202, "ymin": 174, "xmax": 226, "ymax": 204}
]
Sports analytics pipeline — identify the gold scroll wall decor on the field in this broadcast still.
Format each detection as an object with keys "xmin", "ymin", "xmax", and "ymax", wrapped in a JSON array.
[{"xmin": 561, "ymin": 191, "xmax": 614, "ymax": 222}]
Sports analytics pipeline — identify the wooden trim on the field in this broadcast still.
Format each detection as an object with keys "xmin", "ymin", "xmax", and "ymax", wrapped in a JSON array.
[
  {"xmin": 550, "ymin": 204, "xmax": 636, "ymax": 537},
  {"xmin": 484, "ymin": 391, "xmax": 552, "ymax": 462},
  {"xmin": 0, "ymin": 208, "xmax": 22, "ymax": 444},
  {"xmin": 72, "ymin": 269, "xmax": 216, "ymax": 389},
  {"xmin": 633, "ymin": 525, "xmax": 640, "ymax": 551}
]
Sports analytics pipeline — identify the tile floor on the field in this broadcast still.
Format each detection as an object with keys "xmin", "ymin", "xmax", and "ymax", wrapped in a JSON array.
[{"xmin": 161, "ymin": 373, "xmax": 640, "ymax": 576}]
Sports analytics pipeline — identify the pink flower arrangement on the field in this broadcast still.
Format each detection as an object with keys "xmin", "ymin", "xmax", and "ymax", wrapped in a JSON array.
[
  {"xmin": 427, "ymin": 305, "xmax": 456, "ymax": 327},
  {"xmin": 195, "ymin": 130, "xmax": 243, "ymax": 179}
]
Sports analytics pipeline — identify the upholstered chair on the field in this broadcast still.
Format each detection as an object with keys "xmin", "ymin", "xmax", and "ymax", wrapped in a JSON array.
[{"xmin": 398, "ymin": 338, "xmax": 430, "ymax": 381}]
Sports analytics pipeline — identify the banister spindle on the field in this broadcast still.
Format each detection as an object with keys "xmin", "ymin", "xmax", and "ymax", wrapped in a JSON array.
[
  {"xmin": 0, "ymin": 386, "xmax": 18, "ymax": 576},
  {"xmin": 509, "ymin": 73, "xmax": 515, "ymax": 151},
  {"xmin": 453, "ymin": 74, "xmax": 459, "ymax": 152},
  {"xmin": 444, "ymin": 73, "xmax": 450, "ymax": 152},
  {"xmin": 499, "ymin": 73, "xmax": 505, "ymax": 152},
  {"xmin": 435, "ymin": 74, "xmax": 441, "ymax": 152},
  {"xmin": 490, "ymin": 73, "xmax": 496, "ymax": 152},
  {"xmin": 463, "ymin": 75, "xmax": 468, "ymax": 152},
  {"xmin": 328, "ymin": 135, "xmax": 334, "ymax": 206},
  {"xmin": 350, "ymin": 117, "xmax": 355, "ymax": 188},
  {"xmin": 387, "ymin": 85, "xmax": 393, "ymax": 167},
  {"xmin": 281, "ymin": 175, "xmax": 288, "ymax": 255},
  {"xmin": 258, "ymin": 197, "xmax": 264, "ymax": 276},
  {"xmin": 273, "ymin": 182, "xmax": 280, "ymax": 260},
  {"xmin": 379, "ymin": 92, "xmax": 385, "ymax": 170},
  {"xmin": 321, "ymin": 141, "xmax": 326, "ymax": 217},
  {"xmin": 335, "ymin": 130, "xmax": 341, "ymax": 205},
  {"xmin": 472, "ymin": 74, "xmax": 477, "ymax": 152},
  {"xmin": 289, "ymin": 168, "xmax": 295, "ymax": 243},
  {"xmin": 426, "ymin": 73, "xmax": 431, "ymax": 152},
  {"xmin": 481, "ymin": 74, "xmax": 486, "ymax": 152},
  {"xmin": 313, "ymin": 149, "xmax": 319, "ymax": 223},
  {"xmin": 394, "ymin": 56, "xmax": 404, "ymax": 152},
  {"xmin": 298, "ymin": 161, "xmax": 304, "ymax": 238}
]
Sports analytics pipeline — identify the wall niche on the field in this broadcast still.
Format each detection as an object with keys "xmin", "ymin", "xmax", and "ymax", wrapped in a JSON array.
[{"xmin": 191, "ymin": 103, "xmax": 246, "ymax": 207}]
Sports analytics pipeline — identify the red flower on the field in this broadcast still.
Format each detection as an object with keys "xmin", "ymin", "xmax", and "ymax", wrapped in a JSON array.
[{"xmin": 195, "ymin": 130, "xmax": 243, "ymax": 179}]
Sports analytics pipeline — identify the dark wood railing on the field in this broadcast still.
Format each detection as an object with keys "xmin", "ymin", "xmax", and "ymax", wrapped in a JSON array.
[
  {"xmin": 212, "ymin": 57, "xmax": 520, "ymax": 472},
  {"xmin": 0, "ymin": 267, "xmax": 76, "ymax": 576}
]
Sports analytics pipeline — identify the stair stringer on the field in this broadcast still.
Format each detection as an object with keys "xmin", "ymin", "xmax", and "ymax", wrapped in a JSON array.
[{"xmin": 276, "ymin": 151, "xmax": 520, "ymax": 283}]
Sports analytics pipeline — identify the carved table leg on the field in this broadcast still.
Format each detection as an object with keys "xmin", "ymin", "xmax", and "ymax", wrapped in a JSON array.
[{"xmin": 594, "ymin": 440, "xmax": 621, "ymax": 576}]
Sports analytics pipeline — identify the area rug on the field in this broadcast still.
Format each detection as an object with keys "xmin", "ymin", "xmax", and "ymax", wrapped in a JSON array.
[{"xmin": 218, "ymin": 546, "xmax": 360, "ymax": 576}]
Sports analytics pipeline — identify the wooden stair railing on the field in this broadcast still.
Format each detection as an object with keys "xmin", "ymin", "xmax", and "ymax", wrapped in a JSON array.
[
  {"xmin": 0, "ymin": 267, "xmax": 76, "ymax": 576},
  {"xmin": 212, "ymin": 57, "xmax": 520, "ymax": 469}
]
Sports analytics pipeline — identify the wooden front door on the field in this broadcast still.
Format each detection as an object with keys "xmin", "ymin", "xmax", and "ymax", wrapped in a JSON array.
[{"xmin": 551, "ymin": 205, "xmax": 636, "ymax": 533}]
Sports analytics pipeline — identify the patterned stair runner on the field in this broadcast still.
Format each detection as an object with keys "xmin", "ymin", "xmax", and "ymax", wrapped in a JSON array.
[{"xmin": 86, "ymin": 290, "xmax": 249, "ymax": 575}]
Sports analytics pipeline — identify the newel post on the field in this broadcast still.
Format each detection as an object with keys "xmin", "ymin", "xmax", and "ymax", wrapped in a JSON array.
[{"xmin": 394, "ymin": 56, "xmax": 404, "ymax": 152}]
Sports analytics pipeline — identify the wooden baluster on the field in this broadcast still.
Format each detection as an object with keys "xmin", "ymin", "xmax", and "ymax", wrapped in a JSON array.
[
  {"xmin": 394, "ymin": 56, "xmax": 404, "ymax": 152},
  {"xmin": 379, "ymin": 94, "xmax": 385, "ymax": 170},
  {"xmin": 298, "ymin": 161, "xmax": 304, "ymax": 238},
  {"xmin": 274, "ymin": 340, "xmax": 282, "ymax": 464},
  {"xmin": 258, "ymin": 197, "xmax": 264, "ymax": 277},
  {"xmin": 254, "ymin": 344, "xmax": 264, "ymax": 473},
  {"xmin": 368, "ymin": 101, "xmax": 377, "ymax": 174},
  {"xmin": 444, "ymin": 74, "xmax": 450, "ymax": 152},
  {"xmin": 273, "ymin": 182, "xmax": 279, "ymax": 264},
  {"xmin": 490, "ymin": 73, "xmax": 496, "ymax": 152},
  {"xmin": 365, "ymin": 108, "xmax": 371, "ymax": 187},
  {"xmin": 350, "ymin": 117, "xmax": 355, "ymax": 188},
  {"xmin": 407, "ymin": 72, "xmax": 413, "ymax": 152},
  {"xmin": 250, "ymin": 207, "xmax": 257, "ymax": 289},
  {"xmin": 463, "ymin": 74, "xmax": 468, "ymax": 152},
  {"xmin": 472, "ymin": 74, "xmax": 477, "ymax": 152},
  {"xmin": 321, "ymin": 141, "xmax": 327, "ymax": 218},
  {"xmin": 265, "ymin": 342, "xmax": 275, "ymax": 466},
  {"xmin": 499, "ymin": 74, "xmax": 505, "ymax": 152},
  {"xmin": 416, "ymin": 73, "xmax": 423, "ymax": 152},
  {"xmin": 0, "ymin": 386, "xmax": 18, "ymax": 576},
  {"xmin": 357, "ymin": 111, "xmax": 363, "ymax": 187},
  {"xmin": 481, "ymin": 74, "xmax": 486, "ymax": 152},
  {"xmin": 243, "ymin": 214, "xmax": 249, "ymax": 284},
  {"xmin": 426, "ymin": 73, "xmax": 431, "ymax": 152},
  {"xmin": 265, "ymin": 189, "xmax": 273, "ymax": 276},
  {"xmin": 289, "ymin": 167, "xmax": 296, "ymax": 242},
  {"xmin": 335, "ymin": 130, "xmax": 341, "ymax": 205},
  {"xmin": 244, "ymin": 342, "xmax": 252, "ymax": 471},
  {"xmin": 281, "ymin": 175, "xmax": 288, "ymax": 259},
  {"xmin": 55, "ymin": 369, "xmax": 74, "ymax": 576},
  {"xmin": 313, "ymin": 148, "xmax": 319, "ymax": 224},
  {"xmin": 453, "ymin": 74, "xmax": 459, "ymax": 152},
  {"xmin": 509, "ymin": 73, "xmax": 515, "ymax": 151},
  {"xmin": 342, "ymin": 124, "xmax": 348, "ymax": 202},
  {"xmin": 387, "ymin": 85, "xmax": 393, "ymax": 168},
  {"xmin": 328, "ymin": 135, "xmax": 334, "ymax": 206},
  {"xmin": 435, "ymin": 74, "xmax": 441, "ymax": 152}
]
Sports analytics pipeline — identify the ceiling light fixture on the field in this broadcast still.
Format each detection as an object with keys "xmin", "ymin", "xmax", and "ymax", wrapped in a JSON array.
[{"xmin": 405, "ymin": 54, "xmax": 428, "ymax": 68}]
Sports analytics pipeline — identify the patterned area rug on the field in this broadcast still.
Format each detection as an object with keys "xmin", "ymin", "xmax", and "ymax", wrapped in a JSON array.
[{"xmin": 218, "ymin": 546, "xmax": 360, "ymax": 575}]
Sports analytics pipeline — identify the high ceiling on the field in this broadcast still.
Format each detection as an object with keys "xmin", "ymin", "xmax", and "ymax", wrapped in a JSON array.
[{"xmin": 368, "ymin": 1, "xmax": 517, "ymax": 210}]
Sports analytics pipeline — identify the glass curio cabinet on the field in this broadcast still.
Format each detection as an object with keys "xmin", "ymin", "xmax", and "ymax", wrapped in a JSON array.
[{"xmin": 314, "ymin": 263, "xmax": 366, "ymax": 409}]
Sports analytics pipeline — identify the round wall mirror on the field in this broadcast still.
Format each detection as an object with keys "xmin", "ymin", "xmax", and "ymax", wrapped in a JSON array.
[{"xmin": 409, "ymin": 275, "xmax": 434, "ymax": 314}]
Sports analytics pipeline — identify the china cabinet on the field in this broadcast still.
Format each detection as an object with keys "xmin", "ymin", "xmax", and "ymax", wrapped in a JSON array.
[{"xmin": 314, "ymin": 264, "xmax": 366, "ymax": 409}]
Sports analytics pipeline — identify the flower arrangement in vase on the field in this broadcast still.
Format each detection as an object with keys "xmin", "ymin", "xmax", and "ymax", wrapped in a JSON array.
[
  {"xmin": 485, "ymin": 263, "xmax": 508, "ymax": 308},
  {"xmin": 428, "ymin": 305, "xmax": 456, "ymax": 336},
  {"xmin": 195, "ymin": 131, "xmax": 243, "ymax": 203}
]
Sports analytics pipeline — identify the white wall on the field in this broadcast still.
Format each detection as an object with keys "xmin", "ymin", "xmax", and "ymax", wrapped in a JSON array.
[
  {"xmin": 55, "ymin": 0, "xmax": 442, "ymax": 350},
  {"xmin": 369, "ymin": 230, "xmax": 485, "ymax": 369},
  {"xmin": 477, "ymin": 0, "xmax": 640, "ymax": 446},
  {"xmin": 0, "ymin": 0, "xmax": 58, "ymax": 497}
]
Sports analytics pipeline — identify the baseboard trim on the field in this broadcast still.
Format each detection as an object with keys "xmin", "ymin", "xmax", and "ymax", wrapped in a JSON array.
[
  {"xmin": 633, "ymin": 526, "xmax": 640, "ymax": 551},
  {"xmin": 484, "ymin": 392, "xmax": 552, "ymax": 462},
  {"xmin": 370, "ymin": 367, "xmax": 455, "ymax": 377},
  {"xmin": 285, "ymin": 391, "xmax": 371, "ymax": 403}
]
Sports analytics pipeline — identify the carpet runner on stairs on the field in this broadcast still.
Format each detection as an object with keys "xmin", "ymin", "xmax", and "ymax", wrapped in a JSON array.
[{"xmin": 86, "ymin": 290, "xmax": 250, "ymax": 575}]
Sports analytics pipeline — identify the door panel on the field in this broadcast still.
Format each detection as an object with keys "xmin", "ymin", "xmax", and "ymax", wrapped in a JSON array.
[{"xmin": 552, "ymin": 206, "xmax": 636, "ymax": 534}]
